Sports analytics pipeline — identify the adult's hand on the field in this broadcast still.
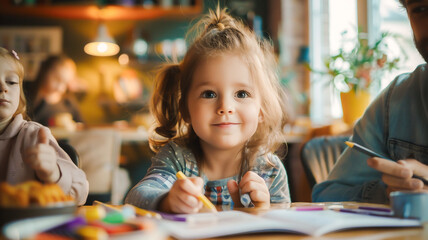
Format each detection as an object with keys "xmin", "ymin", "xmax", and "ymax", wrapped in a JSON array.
[{"xmin": 367, "ymin": 157, "xmax": 428, "ymax": 196}]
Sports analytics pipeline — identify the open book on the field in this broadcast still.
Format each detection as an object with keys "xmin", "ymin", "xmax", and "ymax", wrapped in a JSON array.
[{"xmin": 159, "ymin": 209, "xmax": 421, "ymax": 239}]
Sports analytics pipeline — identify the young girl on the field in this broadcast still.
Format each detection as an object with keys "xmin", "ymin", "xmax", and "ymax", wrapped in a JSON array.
[
  {"xmin": 29, "ymin": 55, "xmax": 84, "ymax": 127},
  {"xmin": 0, "ymin": 48, "xmax": 88, "ymax": 205},
  {"xmin": 125, "ymin": 8, "xmax": 290, "ymax": 213}
]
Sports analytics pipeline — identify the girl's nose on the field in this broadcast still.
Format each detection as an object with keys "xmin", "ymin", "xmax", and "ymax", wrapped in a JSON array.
[
  {"xmin": 217, "ymin": 108, "xmax": 234, "ymax": 115},
  {"xmin": 217, "ymin": 98, "xmax": 235, "ymax": 115}
]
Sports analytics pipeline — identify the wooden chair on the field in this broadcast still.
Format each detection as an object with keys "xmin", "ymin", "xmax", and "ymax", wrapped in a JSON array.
[{"xmin": 300, "ymin": 135, "xmax": 350, "ymax": 188}]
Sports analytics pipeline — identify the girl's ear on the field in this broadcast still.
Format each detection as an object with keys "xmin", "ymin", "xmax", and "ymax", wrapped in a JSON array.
[{"xmin": 258, "ymin": 111, "xmax": 264, "ymax": 123}]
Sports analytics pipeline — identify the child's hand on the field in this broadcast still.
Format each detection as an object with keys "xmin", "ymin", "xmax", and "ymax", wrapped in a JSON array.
[
  {"xmin": 160, "ymin": 176, "xmax": 204, "ymax": 213},
  {"xmin": 227, "ymin": 171, "xmax": 270, "ymax": 208},
  {"xmin": 24, "ymin": 128, "xmax": 60, "ymax": 183}
]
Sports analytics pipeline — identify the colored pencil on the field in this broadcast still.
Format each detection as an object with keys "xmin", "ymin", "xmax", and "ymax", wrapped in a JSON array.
[{"xmin": 124, "ymin": 204, "xmax": 162, "ymax": 219}]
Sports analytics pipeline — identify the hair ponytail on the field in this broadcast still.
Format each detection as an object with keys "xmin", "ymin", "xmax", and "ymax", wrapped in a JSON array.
[
  {"xmin": 150, "ymin": 64, "xmax": 182, "ymax": 151},
  {"xmin": 205, "ymin": 7, "xmax": 237, "ymax": 32}
]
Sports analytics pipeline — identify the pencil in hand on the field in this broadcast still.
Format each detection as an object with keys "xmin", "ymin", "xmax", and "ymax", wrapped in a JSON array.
[
  {"xmin": 345, "ymin": 141, "xmax": 390, "ymax": 160},
  {"xmin": 345, "ymin": 141, "xmax": 428, "ymax": 185},
  {"xmin": 176, "ymin": 171, "xmax": 217, "ymax": 212}
]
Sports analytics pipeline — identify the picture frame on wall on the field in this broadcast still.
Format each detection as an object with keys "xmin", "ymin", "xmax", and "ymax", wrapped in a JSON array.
[{"xmin": 0, "ymin": 27, "xmax": 62, "ymax": 81}]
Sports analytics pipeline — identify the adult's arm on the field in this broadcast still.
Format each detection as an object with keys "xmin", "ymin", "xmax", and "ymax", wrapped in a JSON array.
[{"xmin": 312, "ymin": 81, "xmax": 397, "ymax": 204}]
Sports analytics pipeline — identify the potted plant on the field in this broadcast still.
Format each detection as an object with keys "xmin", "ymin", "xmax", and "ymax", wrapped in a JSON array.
[{"xmin": 313, "ymin": 31, "xmax": 404, "ymax": 124}]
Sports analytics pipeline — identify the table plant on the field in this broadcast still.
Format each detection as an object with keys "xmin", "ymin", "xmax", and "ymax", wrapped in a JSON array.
[{"xmin": 313, "ymin": 31, "xmax": 404, "ymax": 124}]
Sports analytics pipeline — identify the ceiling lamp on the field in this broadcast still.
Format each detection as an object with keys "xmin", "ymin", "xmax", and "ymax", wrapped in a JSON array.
[{"xmin": 84, "ymin": 24, "xmax": 120, "ymax": 57}]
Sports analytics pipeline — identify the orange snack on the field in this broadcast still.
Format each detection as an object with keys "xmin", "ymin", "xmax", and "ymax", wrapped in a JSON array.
[
  {"xmin": 0, "ymin": 181, "xmax": 74, "ymax": 207},
  {"xmin": 0, "ymin": 183, "xmax": 29, "ymax": 207}
]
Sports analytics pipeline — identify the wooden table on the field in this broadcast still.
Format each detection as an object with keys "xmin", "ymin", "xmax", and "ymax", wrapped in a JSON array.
[{"xmin": 1, "ymin": 202, "xmax": 424, "ymax": 240}]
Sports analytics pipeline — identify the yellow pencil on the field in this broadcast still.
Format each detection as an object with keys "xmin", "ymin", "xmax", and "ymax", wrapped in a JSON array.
[
  {"xmin": 124, "ymin": 204, "xmax": 162, "ymax": 219},
  {"xmin": 176, "ymin": 171, "xmax": 217, "ymax": 212},
  {"xmin": 93, "ymin": 200, "xmax": 121, "ymax": 211}
]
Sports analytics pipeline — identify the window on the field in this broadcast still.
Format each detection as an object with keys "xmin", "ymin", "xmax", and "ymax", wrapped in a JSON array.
[
  {"xmin": 309, "ymin": 0, "xmax": 357, "ymax": 124},
  {"xmin": 309, "ymin": 0, "xmax": 421, "ymax": 125},
  {"xmin": 328, "ymin": 0, "xmax": 358, "ymax": 120}
]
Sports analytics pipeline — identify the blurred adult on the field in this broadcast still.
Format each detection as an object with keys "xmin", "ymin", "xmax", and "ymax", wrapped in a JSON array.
[
  {"xmin": 29, "ymin": 55, "xmax": 84, "ymax": 129},
  {"xmin": 313, "ymin": 0, "xmax": 428, "ymax": 204}
]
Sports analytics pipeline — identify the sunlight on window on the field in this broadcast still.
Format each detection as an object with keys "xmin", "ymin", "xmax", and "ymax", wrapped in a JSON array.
[
  {"xmin": 329, "ymin": 0, "xmax": 357, "ymax": 119},
  {"xmin": 329, "ymin": 0, "xmax": 357, "ymax": 56}
]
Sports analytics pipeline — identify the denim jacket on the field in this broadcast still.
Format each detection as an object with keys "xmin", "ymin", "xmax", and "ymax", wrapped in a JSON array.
[{"xmin": 312, "ymin": 64, "xmax": 428, "ymax": 204}]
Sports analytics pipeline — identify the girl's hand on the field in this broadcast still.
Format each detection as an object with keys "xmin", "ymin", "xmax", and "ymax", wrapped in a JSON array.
[
  {"xmin": 159, "ymin": 176, "xmax": 204, "ymax": 213},
  {"xmin": 24, "ymin": 128, "xmax": 60, "ymax": 183},
  {"xmin": 367, "ymin": 157, "xmax": 428, "ymax": 196},
  {"xmin": 227, "ymin": 171, "xmax": 270, "ymax": 208}
]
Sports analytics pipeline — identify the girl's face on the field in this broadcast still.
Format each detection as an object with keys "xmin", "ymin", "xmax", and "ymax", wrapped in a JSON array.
[
  {"xmin": 187, "ymin": 54, "xmax": 262, "ymax": 152},
  {"xmin": 44, "ymin": 63, "xmax": 74, "ymax": 95},
  {"xmin": 0, "ymin": 57, "xmax": 20, "ymax": 120}
]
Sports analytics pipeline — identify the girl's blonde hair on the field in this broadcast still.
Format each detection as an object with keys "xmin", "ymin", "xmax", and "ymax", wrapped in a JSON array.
[
  {"xmin": 0, "ymin": 47, "xmax": 28, "ymax": 120},
  {"xmin": 150, "ymin": 8, "xmax": 288, "ymax": 175}
]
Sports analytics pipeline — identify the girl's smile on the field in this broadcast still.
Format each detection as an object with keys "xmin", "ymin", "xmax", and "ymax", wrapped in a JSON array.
[{"xmin": 212, "ymin": 122, "xmax": 241, "ymax": 128}]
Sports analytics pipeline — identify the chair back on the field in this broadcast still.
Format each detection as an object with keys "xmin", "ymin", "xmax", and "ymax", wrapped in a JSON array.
[
  {"xmin": 67, "ymin": 129, "xmax": 130, "ymax": 205},
  {"xmin": 58, "ymin": 139, "xmax": 79, "ymax": 167},
  {"xmin": 300, "ymin": 135, "xmax": 350, "ymax": 188}
]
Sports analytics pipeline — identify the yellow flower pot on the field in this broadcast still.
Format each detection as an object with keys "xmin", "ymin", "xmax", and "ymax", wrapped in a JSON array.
[{"xmin": 340, "ymin": 90, "xmax": 371, "ymax": 125}]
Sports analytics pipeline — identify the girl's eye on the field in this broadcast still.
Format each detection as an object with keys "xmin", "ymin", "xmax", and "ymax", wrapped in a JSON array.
[
  {"xmin": 236, "ymin": 90, "xmax": 250, "ymax": 98},
  {"xmin": 6, "ymin": 75, "xmax": 19, "ymax": 85},
  {"xmin": 201, "ymin": 90, "xmax": 216, "ymax": 98}
]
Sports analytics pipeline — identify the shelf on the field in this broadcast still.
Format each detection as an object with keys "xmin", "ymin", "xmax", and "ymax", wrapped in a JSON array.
[{"xmin": 0, "ymin": 0, "xmax": 202, "ymax": 20}]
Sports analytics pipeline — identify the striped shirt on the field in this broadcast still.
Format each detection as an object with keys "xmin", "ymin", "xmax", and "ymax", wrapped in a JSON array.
[{"xmin": 125, "ymin": 140, "xmax": 290, "ymax": 210}]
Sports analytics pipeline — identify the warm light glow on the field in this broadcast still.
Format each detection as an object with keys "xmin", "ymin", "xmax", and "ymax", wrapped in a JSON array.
[
  {"xmin": 118, "ymin": 53, "xmax": 129, "ymax": 65},
  {"xmin": 84, "ymin": 42, "xmax": 120, "ymax": 56},
  {"xmin": 84, "ymin": 23, "xmax": 120, "ymax": 57},
  {"xmin": 97, "ymin": 43, "xmax": 108, "ymax": 53}
]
